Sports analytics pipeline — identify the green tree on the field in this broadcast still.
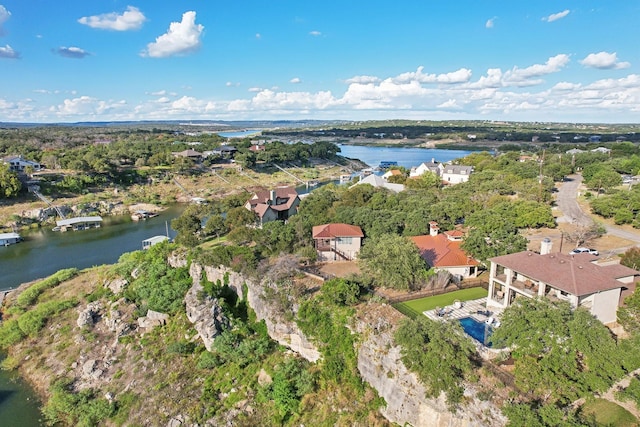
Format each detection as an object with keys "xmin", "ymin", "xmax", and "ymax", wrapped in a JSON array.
[
  {"xmin": 358, "ymin": 233, "xmax": 429, "ymax": 290},
  {"xmin": 0, "ymin": 163, "xmax": 22, "ymax": 198},
  {"xmin": 203, "ymin": 214, "xmax": 228, "ymax": 238},
  {"xmin": 394, "ymin": 316, "xmax": 475, "ymax": 407},
  {"xmin": 171, "ymin": 212, "xmax": 202, "ymax": 246}
]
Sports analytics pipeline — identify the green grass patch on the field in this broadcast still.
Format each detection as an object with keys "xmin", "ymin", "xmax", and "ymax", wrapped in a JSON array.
[
  {"xmin": 16, "ymin": 268, "xmax": 79, "ymax": 309},
  {"xmin": 393, "ymin": 287, "xmax": 487, "ymax": 319},
  {"xmin": 580, "ymin": 398, "xmax": 638, "ymax": 427}
]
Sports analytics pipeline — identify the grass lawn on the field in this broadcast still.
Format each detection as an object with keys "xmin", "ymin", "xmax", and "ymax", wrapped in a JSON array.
[
  {"xmin": 580, "ymin": 398, "xmax": 638, "ymax": 427},
  {"xmin": 393, "ymin": 287, "xmax": 487, "ymax": 319}
]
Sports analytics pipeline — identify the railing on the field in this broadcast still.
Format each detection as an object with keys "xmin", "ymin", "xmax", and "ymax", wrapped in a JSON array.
[{"xmin": 382, "ymin": 280, "xmax": 489, "ymax": 305}]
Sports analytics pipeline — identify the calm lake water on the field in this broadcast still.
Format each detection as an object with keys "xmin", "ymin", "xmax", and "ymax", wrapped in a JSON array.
[
  {"xmin": 337, "ymin": 144, "xmax": 474, "ymax": 169},
  {"xmin": 0, "ymin": 204, "xmax": 185, "ymax": 292},
  {"xmin": 0, "ymin": 353, "xmax": 42, "ymax": 427},
  {"xmin": 217, "ymin": 129, "xmax": 262, "ymax": 138}
]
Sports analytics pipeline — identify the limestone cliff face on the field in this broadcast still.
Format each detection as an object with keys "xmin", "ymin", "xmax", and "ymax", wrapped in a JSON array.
[
  {"xmin": 354, "ymin": 304, "xmax": 506, "ymax": 427},
  {"xmin": 184, "ymin": 263, "xmax": 231, "ymax": 351},
  {"xmin": 197, "ymin": 266, "xmax": 321, "ymax": 363}
]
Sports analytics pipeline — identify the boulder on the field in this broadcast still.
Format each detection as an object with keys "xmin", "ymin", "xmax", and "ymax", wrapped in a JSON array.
[
  {"xmin": 77, "ymin": 302, "xmax": 102, "ymax": 328},
  {"xmin": 104, "ymin": 278, "xmax": 128, "ymax": 295},
  {"xmin": 137, "ymin": 309, "xmax": 169, "ymax": 329}
]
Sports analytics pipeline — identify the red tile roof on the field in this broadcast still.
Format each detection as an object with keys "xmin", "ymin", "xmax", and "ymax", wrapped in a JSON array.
[
  {"xmin": 312, "ymin": 223, "xmax": 364, "ymax": 239},
  {"xmin": 410, "ymin": 234, "xmax": 479, "ymax": 268},
  {"xmin": 490, "ymin": 251, "xmax": 640, "ymax": 296}
]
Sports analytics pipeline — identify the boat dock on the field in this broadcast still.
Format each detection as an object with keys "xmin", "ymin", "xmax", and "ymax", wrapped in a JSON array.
[
  {"xmin": 0, "ymin": 232, "xmax": 21, "ymax": 246},
  {"xmin": 53, "ymin": 216, "xmax": 103, "ymax": 232},
  {"xmin": 131, "ymin": 210, "xmax": 159, "ymax": 221}
]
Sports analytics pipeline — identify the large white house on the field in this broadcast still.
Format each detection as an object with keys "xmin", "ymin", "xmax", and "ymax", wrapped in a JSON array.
[
  {"xmin": 2, "ymin": 155, "xmax": 42, "ymax": 173},
  {"xmin": 487, "ymin": 251, "xmax": 639, "ymax": 324},
  {"xmin": 409, "ymin": 159, "xmax": 473, "ymax": 184}
]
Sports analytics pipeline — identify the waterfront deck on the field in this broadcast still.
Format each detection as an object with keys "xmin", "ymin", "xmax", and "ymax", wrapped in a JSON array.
[{"xmin": 54, "ymin": 216, "xmax": 103, "ymax": 232}]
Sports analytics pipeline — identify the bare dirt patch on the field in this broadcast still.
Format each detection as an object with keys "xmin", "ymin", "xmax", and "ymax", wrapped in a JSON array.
[{"xmin": 318, "ymin": 261, "xmax": 361, "ymax": 278}]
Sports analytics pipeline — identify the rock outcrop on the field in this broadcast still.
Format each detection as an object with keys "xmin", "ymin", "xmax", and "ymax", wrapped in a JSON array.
[
  {"xmin": 185, "ymin": 263, "xmax": 231, "ymax": 351},
  {"xmin": 77, "ymin": 301, "xmax": 102, "ymax": 328},
  {"xmin": 354, "ymin": 304, "xmax": 506, "ymax": 427},
  {"xmin": 137, "ymin": 309, "xmax": 169, "ymax": 329},
  {"xmin": 104, "ymin": 277, "xmax": 128, "ymax": 295},
  {"xmin": 194, "ymin": 265, "xmax": 321, "ymax": 363}
]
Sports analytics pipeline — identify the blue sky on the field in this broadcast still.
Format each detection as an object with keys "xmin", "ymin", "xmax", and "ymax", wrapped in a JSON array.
[{"xmin": 0, "ymin": 1, "xmax": 638, "ymax": 123}]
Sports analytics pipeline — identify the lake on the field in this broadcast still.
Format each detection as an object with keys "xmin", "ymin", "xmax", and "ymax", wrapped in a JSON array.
[
  {"xmin": 217, "ymin": 129, "xmax": 262, "ymax": 138},
  {"xmin": 337, "ymin": 144, "xmax": 474, "ymax": 169},
  {"xmin": 0, "ymin": 353, "xmax": 43, "ymax": 427},
  {"xmin": 0, "ymin": 204, "xmax": 185, "ymax": 292}
]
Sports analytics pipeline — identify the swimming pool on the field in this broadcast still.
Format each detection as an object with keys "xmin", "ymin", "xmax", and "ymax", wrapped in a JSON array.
[{"xmin": 459, "ymin": 317, "xmax": 493, "ymax": 347}]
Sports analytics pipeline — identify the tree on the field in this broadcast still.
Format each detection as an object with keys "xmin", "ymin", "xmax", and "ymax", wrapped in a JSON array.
[
  {"xmin": 491, "ymin": 298, "xmax": 624, "ymax": 405},
  {"xmin": 394, "ymin": 316, "xmax": 475, "ymax": 407},
  {"xmin": 358, "ymin": 233, "xmax": 429, "ymax": 290},
  {"xmin": 225, "ymin": 206, "xmax": 258, "ymax": 229},
  {"xmin": 0, "ymin": 163, "xmax": 22, "ymax": 198},
  {"xmin": 621, "ymin": 247, "xmax": 640, "ymax": 270},
  {"xmin": 171, "ymin": 212, "xmax": 202, "ymax": 247},
  {"xmin": 203, "ymin": 214, "xmax": 228, "ymax": 238}
]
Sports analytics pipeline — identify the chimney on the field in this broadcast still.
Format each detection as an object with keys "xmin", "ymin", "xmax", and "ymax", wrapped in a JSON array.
[
  {"xmin": 540, "ymin": 237, "xmax": 552, "ymax": 255},
  {"xmin": 270, "ymin": 190, "xmax": 276, "ymax": 205},
  {"xmin": 429, "ymin": 221, "xmax": 439, "ymax": 237}
]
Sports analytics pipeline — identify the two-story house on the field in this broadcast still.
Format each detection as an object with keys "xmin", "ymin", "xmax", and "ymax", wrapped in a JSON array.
[
  {"xmin": 245, "ymin": 186, "xmax": 300, "ymax": 226},
  {"xmin": 312, "ymin": 223, "xmax": 364, "ymax": 261}
]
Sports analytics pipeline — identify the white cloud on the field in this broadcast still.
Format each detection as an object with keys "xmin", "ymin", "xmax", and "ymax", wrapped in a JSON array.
[
  {"xmin": 485, "ymin": 17, "xmax": 496, "ymax": 29},
  {"xmin": 503, "ymin": 54, "xmax": 569, "ymax": 85},
  {"xmin": 255, "ymin": 33, "xmax": 261, "ymax": 39},
  {"xmin": 54, "ymin": 46, "xmax": 91, "ymax": 59},
  {"xmin": 0, "ymin": 44, "xmax": 19, "ymax": 59},
  {"xmin": 290, "ymin": 77, "xmax": 301, "ymax": 84},
  {"xmin": 149, "ymin": 90, "xmax": 167, "ymax": 96},
  {"xmin": 141, "ymin": 11, "xmax": 204, "ymax": 58},
  {"xmin": 543, "ymin": 10, "xmax": 570, "ymax": 22},
  {"xmin": 437, "ymin": 99, "xmax": 460, "ymax": 109},
  {"xmin": 248, "ymin": 87, "xmax": 263, "ymax": 92},
  {"xmin": 344, "ymin": 75, "xmax": 381, "ymax": 85},
  {"xmin": 552, "ymin": 82, "xmax": 581, "ymax": 91},
  {"xmin": 309, "ymin": 30, "xmax": 321, "ymax": 36},
  {"xmin": 0, "ymin": 5, "xmax": 10, "ymax": 36},
  {"xmin": 78, "ymin": 6, "xmax": 146, "ymax": 31},
  {"xmin": 52, "ymin": 96, "xmax": 125, "ymax": 117},
  {"xmin": 580, "ymin": 51, "xmax": 630, "ymax": 70},
  {"xmin": 392, "ymin": 66, "xmax": 472, "ymax": 84}
]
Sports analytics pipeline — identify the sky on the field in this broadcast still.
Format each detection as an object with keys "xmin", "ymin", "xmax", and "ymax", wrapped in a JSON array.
[{"xmin": 0, "ymin": 1, "xmax": 639, "ymax": 124}]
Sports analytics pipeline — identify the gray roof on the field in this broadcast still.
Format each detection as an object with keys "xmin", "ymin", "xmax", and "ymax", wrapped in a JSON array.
[
  {"xmin": 56, "ymin": 216, "xmax": 103, "ymax": 227},
  {"xmin": 0, "ymin": 232, "xmax": 20, "ymax": 240}
]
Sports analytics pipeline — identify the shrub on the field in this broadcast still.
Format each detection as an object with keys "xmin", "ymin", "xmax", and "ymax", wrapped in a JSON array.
[{"xmin": 15, "ymin": 268, "xmax": 78, "ymax": 308}]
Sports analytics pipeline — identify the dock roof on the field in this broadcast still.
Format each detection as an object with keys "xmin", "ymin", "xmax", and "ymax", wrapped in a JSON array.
[
  {"xmin": 56, "ymin": 216, "xmax": 103, "ymax": 227},
  {"xmin": 0, "ymin": 232, "xmax": 20, "ymax": 240}
]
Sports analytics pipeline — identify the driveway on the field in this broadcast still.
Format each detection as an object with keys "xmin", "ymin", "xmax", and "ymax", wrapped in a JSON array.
[{"xmin": 556, "ymin": 174, "xmax": 640, "ymax": 247}]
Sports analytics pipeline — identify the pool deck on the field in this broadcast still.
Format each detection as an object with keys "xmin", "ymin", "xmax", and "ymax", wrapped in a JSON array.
[{"xmin": 423, "ymin": 297, "xmax": 503, "ymax": 323}]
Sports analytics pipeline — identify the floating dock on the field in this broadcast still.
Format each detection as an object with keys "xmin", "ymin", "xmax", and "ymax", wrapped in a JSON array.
[{"xmin": 53, "ymin": 216, "xmax": 103, "ymax": 232}]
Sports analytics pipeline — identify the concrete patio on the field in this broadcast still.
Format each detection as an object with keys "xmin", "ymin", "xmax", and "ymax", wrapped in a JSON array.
[{"xmin": 423, "ymin": 297, "xmax": 502, "ymax": 323}]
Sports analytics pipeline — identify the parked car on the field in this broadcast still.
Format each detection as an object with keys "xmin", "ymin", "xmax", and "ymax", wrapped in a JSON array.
[{"xmin": 569, "ymin": 247, "xmax": 599, "ymax": 256}]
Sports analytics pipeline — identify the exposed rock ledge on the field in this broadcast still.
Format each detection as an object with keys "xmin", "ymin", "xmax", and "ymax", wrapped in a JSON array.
[
  {"xmin": 354, "ymin": 304, "xmax": 506, "ymax": 427},
  {"xmin": 197, "ymin": 265, "xmax": 321, "ymax": 363}
]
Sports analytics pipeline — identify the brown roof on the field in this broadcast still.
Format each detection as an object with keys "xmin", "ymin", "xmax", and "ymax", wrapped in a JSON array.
[
  {"xmin": 490, "ymin": 251, "xmax": 640, "ymax": 297},
  {"xmin": 247, "ymin": 186, "xmax": 299, "ymax": 219},
  {"xmin": 410, "ymin": 234, "xmax": 479, "ymax": 268},
  {"xmin": 312, "ymin": 223, "xmax": 364, "ymax": 239}
]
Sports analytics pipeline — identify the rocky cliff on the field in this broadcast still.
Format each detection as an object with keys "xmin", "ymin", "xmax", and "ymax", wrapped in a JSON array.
[{"xmin": 354, "ymin": 303, "xmax": 506, "ymax": 427}]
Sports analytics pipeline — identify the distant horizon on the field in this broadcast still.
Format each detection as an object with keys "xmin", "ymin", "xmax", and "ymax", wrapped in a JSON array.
[{"xmin": 1, "ymin": 1, "xmax": 639, "ymax": 123}]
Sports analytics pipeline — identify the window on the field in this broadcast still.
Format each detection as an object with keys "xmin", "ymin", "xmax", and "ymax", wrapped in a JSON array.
[{"xmin": 337, "ymin": 237, "xmax": 353, "ymax": 244}]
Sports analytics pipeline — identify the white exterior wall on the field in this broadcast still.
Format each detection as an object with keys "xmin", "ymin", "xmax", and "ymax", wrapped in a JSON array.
[
  {"xmin": 439, "ymin": 265, "xmax": 477, "ymax": 279},
  {"xmin": 587, "ymin": 288, "xmax": 621, "ymax": 324},
  {"xmin": 442, "ymin": 172, "xmax": 470, "ymax": 184}
]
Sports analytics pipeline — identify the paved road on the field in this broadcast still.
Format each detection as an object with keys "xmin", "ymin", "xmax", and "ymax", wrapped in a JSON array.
[
  {"xmin": 556, "ymin": 173, "xmax": 640, "ymax": 247},
  {"xmin": 556, "ymin": 174, "xmax": 593, "ymax": 226}
]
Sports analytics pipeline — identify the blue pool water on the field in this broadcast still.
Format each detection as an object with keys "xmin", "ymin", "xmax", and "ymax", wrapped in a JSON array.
[{"xmin": 459, "ymin": 317, "xmax": 493, "ymax": 347}]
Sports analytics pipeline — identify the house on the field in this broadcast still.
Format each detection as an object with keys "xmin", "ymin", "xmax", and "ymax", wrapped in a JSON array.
[
  {"xmin": 2, "ymin": 155, "xmax": 42, "ymax": 173},
  {"xmin": 245, "ymin": 186, "xmax": 300, "ymax": 226},
  {"xmin": 591, "ymin": 147, "xmax": 611, "ymax": 154},
  {"xmin": 409, "ymin": 159, "xmax": 443, "ymax": 178},
  {"xmin": 0, "ymin": 232, "xmax": 21, "ymax": 246},
  {"xmin": 442, "ymin": 165, "xmax": 473, "ymax": 184},
  {"xmin": 350, "ymin": 174, "xmax": 405, "ymax": 193},
  {"xmin": 487, "ymin": 250, "xmax": 640, "ymax": 324},
  {"xmin": 172, "ymin": 149, "xmax": 203, "ymax": 161},
  {"xmin": 312, "ymin": 223, "xmax": 364, "ymax": 261},
  {"xmin": 211, "ymin": 145, "xmax": 238, "ymax": 158},
  {"xmin": 248, "ymin": 144, "xmax": 266, "ymax": 152},
  {"xmin": 142, "ymin": 235, "xmax": 169, "ymax": 250},
  {"xmin": 382, "ymin": 169, "xmax": 403, "ymax": 181},
  {"xmin": 410, "ymin": 221, "xmax": 480, "ymax": 279}
]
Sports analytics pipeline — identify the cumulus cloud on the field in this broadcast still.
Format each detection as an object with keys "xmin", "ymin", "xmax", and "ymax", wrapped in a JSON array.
[
  {"xmin": 437, "ymin": 99, "xmax": 461, "ymax": 109},
  {"xmin": 580, "ymin": 51, "xmax": 630, "ymax": 70},
  {"xmin": 54, "ymin": 46, "xmax": 91, "ymax": 59},
  {"xmin": 141, "ymin": 11, "xmax": 204, "ymax": 58},
  {"xmin": 392, "ymin": 66, "xmax": 472, "ymax": 84},
  {"xmin": 255, "ymin": 33, "xmax": 261, "ymax": 39},
  {"xmin": 0, "ymin": 5, "xmax": 10, "ymax": 36},
  {"xmin": 309, "ymin": 30, "xmax": 321, "ymax": 36},
  {"xmin": 248, "ymin": 87, "xmax": 263, "ymax": 92},
  {"xmin": 149, "ymin": 90, "xmax": 167, "ymax": 96},
  {"xmin": 0, "ymin": 44, "xmax": 19, "ymax": 59},
  {"xmin": 52, "ymin": 96, "xmax": 125, "ymax": 117},
  {"xmin": 485, "ymin": 17, "xmax": 496, "ymax": 29},
  {"xmin": 290, "ymin": 77, "xmax": 301, "ymax": 84},
  {"xmin": 543, "ymin": 10, "xmax": 570, "ymax": 22},
  {"xmin": 78, "ymin": 6, "xmax": 146, "ymax": 31},
  {"xmin": 344, "ymin": 75, "xmax": 381, "ymax": 85},
  {"xmin": 503, "ymin": 54, "xmax": 569, "ymax": 85}
]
